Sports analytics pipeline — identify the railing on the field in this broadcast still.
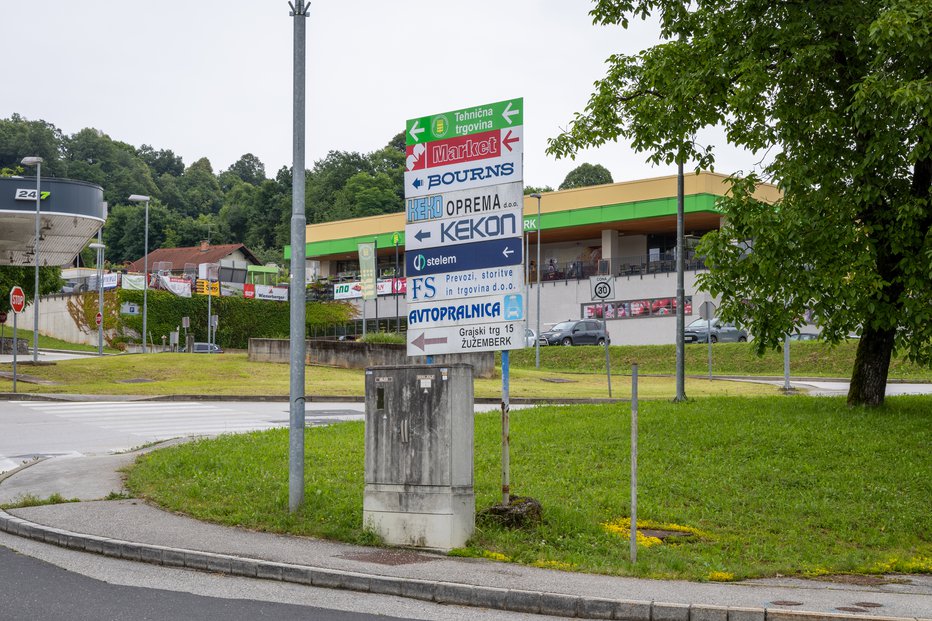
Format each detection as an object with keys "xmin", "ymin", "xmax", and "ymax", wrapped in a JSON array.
[{"xmin": 532, "ymin": 251, "xmax": 706, "ymax": 283}]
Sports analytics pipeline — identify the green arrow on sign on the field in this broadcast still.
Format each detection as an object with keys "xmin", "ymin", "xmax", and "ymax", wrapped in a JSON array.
[{"xmin": 406, "ymin": 97, "xmax": 523, "ymax": 145}]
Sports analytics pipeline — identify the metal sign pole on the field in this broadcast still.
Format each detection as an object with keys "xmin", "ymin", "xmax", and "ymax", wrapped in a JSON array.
[
  {"xmin": 604, "ymin": 335, "xmax": 612, "ymax": 397},
  {"xmin": 501, "ymin": 349, "xmax": 510, "ymax": 506},
  {"xmin": 783, "ymin": 335, "xmax": 791, "ymax": 391},
  {"xmin": 630, "ymin": 363, "xmax": 638, "ymax": 563},
  {"xmin": 12, "ymin": 313, "xmax": 18, "ymax": 393},
  {"xmin": 707, "ymin": 318, "xmax": 713, "ymax": 380}
]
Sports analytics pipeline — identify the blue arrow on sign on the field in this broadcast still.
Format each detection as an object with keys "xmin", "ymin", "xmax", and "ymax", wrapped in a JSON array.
[
  {"xmin": 405, "ymin": 238, "xmax": 523, "ymax": 277},
  {"xmin": 412, "ymin": 178, "xmax": 423, "ymax": 189},
  {"xmin": 415, "ymin": 229, "xmax": 431, "ymax": 242}
]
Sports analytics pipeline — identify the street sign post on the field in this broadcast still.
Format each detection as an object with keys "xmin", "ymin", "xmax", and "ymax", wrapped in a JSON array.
[
  {"xmin": 405, "ymin": 98, "xmax": 524, "ymax": 508},
  {"xmin": 10, "ymin": 285, "xmax": 26, "ymax": 392}
]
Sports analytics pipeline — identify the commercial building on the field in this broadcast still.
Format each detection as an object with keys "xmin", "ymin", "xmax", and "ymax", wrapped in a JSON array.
[{"xmin": 288, "ymin": 172, "xmax": 779, "ymax": 345}]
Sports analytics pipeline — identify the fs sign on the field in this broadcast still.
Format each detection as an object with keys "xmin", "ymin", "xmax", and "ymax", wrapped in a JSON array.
[{"xmin": 404, "ymin": 98, "xmax": 524, "ymax": 356}]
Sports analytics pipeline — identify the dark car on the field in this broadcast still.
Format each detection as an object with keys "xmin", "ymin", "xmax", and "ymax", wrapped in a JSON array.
[
  {"xmin": 684, "ymin": 318, "xmax": 748, "ymax": 343},
  {"xmin": 193, "ymin": 342, "xmax": 223, "ymax": 354},
  {"xmin": 539, "ymin": 319, "xmax": 609, "ymax": 346}
]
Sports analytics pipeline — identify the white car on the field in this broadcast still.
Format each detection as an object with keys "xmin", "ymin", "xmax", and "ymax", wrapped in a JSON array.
[{"xmin": 524, "ymin": 328, "xmax": 537, "ymax": 347}]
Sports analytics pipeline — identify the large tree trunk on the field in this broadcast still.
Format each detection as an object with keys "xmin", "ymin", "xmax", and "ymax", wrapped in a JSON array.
[{"xmin": 847, "ymin": 327, "xmax": 895, "ymax": 407}]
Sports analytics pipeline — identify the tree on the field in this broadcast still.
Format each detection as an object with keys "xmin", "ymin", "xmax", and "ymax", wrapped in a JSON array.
[
  {"xmin": 137, "ymin": 145, "xmax": 184, "ymax": 177},
  {"xmin": 547, "ymin": 0, "xmax": 932, "ymax": 407},
  {"xmin": 0, "ymin": 266, "xmax": 63, "ymax": 315},
  {"xmin": 524, "ymin": 186, "xmax": 554, "ymax": 195},
  {"xmin": 224, "ymin": 153, "xmax": 266, "ymax": 187},
  {"xmin": 0, "ymin": 115, "xmax": 67, "ymax": 177},
  {"xmin": 559, "ymin": 163, "xmax": 613, "ymax": 190}
]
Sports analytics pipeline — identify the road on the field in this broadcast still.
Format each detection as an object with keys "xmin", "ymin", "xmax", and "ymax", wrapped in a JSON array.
[
  {"xmin": 0, "ymin": 537, "xmax": 560, "ymax": 621},
  {"xmin": 0, "ymin": 399, "xmax": 516, "ymax": 475}
]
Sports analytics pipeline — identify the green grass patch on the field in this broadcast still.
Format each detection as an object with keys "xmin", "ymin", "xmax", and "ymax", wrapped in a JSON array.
[
  {"xmin": 0, "ymin": 326, "xmax": 121, "ymax": 354},
  {"xmin": 0, "ymin": 352, "xmax": 773, "ymax": 399},
  {"xmin": 507, "ymin": 340, "xmax": 932, "ymax": 380},
  {"xmin": 125, "ymin": 395, "xmax": 932, "ymax": 580},
  {"xmin": 1, "ymin": 492, "xmax": 80, "ymax": 509}
]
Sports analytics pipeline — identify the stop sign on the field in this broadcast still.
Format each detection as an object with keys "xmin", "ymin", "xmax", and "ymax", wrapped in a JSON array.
[
  {"xmin": 95, "ymin": 312, "xmax": 102, "ymax": 326},
  {"xmin": 10, "ymin": 286, "xmax": 26, "ymax": 314}
]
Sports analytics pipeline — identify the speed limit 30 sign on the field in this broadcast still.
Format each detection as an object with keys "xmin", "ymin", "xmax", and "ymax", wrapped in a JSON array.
[{"xmin": 589, "ymin": 275, "xmax": 615, "ymax": 302}]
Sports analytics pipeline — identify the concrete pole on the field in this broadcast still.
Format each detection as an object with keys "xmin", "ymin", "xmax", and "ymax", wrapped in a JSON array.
[
  {"xmin": 288, "ymin": 0, "xmax": 309, "ymax": 513},
  {"xmin": 143, "ymin": 200, "xmax": 149, "ymax": 353},
  {"xmin": 675, "ymin": 160, "xmax": 686, "ymax": 401},
  {"xmin": 533, "ymin": 194, "xmax": 542, "ymax": 368},
  {"xmin": 33, "ymin": 162, "xmax": 41, "ymax": 363}
]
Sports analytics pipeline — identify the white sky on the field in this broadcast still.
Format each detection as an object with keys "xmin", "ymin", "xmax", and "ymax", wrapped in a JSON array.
[{"xmin": 2, "ymin": 1, "xmax": 757, "ymax": 189}]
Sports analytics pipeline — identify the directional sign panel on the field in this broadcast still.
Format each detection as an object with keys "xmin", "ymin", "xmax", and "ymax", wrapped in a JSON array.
[
  {"xmin": 406, "ymin": 98, "xmax": 523, "ymax": 146},
  {"xmin": 406, "ymin": 182, "xmax": 523, "ymax": 226},
  {"xmin": 405, "ymin": 237, "xmax": 522, "ymax": 277},
  {"xmin": 406, "ymin": 206, "xmax": 522, "ymax": 251},
  {"xmin": 406, "ymin": 127, "xmax": 522, "ymax": 172},
  {"xmin": 407, "ymin": 265, "xmax": 524, "ymax": 304},
  {"xmin": 407, "ymin": 293, "xmax": 524, "ymax": 331},
  {"xmin": 407, "ymin": 321, "xmax": 525, "ymax": 356},
  {"xmin": 405, "ymin": 147, "xmax": 521, "ymax": 197},
  {"xmin": 404, "ymin": 97, "xmax": 523, "ymax": 356}
]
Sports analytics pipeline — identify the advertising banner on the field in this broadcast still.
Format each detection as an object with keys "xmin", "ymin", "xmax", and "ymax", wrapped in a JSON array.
[
  {"xmin": 334, "ymin": 278, "xmax": 405, "ymax": 300},
  {"xmin": 158, "ymin": 275, "xmax": 192, "ymax": 298},
  {"xmin": 357, "ymin": 242, "xmax": 377, "ymax": 301},
  {"xmin": 121, "ymin": 274, "xmax": 145, "ymax": 290}
]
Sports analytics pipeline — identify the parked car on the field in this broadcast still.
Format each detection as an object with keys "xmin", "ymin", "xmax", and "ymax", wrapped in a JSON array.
[
  {"xmin": 539, "ymin": 319, "xmax": 609, "ymax": 346},
  {"xmin": 524, "ymin": 328, "xmax": 537, "ymax": 347},
  {"xmin": 193, "ymin": 342, "xmax": 223, "ymax": 354},
  {"xmin": 684, "ymin": 318, "xmax": 748, "ymax": 343},
  {"xmin": 788, "ymin": 332, "xmax": 819, "ymax": 341}
]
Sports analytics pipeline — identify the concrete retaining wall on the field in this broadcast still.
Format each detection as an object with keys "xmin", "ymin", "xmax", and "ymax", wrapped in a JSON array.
[{"xmin": 249, "ymin": 338, "xmax": 495, "ymax": 378}]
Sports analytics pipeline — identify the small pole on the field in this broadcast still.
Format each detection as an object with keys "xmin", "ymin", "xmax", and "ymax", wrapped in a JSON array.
[
  {"xmin": 783, "ymin": 334, "xmax": 791, "ymax": 392},
  {"xmin": 501, "ymin": 349, "xmax": 511, "ymax": 506},
  {"xmin": 630, "ymin": 363, "xmax": 638, "ymax": 563},
  {"xmin": 707, "ymin": 318, "xmax": 713, "ymax": 381},
  {"xmin": 394, "ymin": 236, "xmax": 400, "ymax": 334},
  {"xmin": 604, "ymin": 331, "xmax": 612, "ymax": 397},
  {"xmin": 12, "ymin": 313, "xmax": 18, "ymax": 393}
]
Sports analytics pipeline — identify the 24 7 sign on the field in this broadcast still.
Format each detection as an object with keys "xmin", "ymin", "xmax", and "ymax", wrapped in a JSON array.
[{"xmin": 15, "ymin": 188, "xmax": 50, "ymax": 201}]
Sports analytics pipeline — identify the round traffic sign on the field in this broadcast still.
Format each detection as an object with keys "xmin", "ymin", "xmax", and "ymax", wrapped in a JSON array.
[
  {"xmin": 96, "ymin": 312, "xmax": 103, "ymax": 327},
  {"xmin": 10, "ymin": 286, "xmax": 26, "ymax": 314},
  {"xmin": 593, "ymin": 281, "xmax": 612, "ymax": 300}
]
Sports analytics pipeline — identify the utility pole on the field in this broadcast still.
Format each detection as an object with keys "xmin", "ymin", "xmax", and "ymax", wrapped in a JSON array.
[{"xmin": 288, "ymin": 0, "xmax": 309, "ymax": 513}]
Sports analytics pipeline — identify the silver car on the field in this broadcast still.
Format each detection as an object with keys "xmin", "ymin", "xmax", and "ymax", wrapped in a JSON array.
[{"xmin": 684, "ymin": 318, "xmax": 748, "ymax": 343}]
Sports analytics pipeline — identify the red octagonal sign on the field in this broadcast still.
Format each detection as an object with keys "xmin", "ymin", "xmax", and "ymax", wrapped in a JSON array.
[
  {"xmin": 96, "ymin": 312, "xmax": 102, "ymax": 326},
  {"xmin": 10, "ymin": 286, "xmax": 26, "ymax": 314}
]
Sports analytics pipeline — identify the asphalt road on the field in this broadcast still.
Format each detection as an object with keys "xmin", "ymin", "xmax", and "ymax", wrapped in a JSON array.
[{"xmin": 0, "ymin": 533, "xmax": 563, "ymax": 621}]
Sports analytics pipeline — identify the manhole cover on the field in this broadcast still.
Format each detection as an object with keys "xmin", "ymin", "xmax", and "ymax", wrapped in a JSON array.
[
  {"xmin": 836, "ymin": 607, "xmax": 868, "ymax": 613},
  {"xmin": 339, "ymin": 550, "xmax": 438, "ymax": 566},
  {"xmin": 115, "ymin": 378, "xmax": 155, "ymax": 384},
  {"xmin": 771, "ymin": 601, "xmax": 803, "ymax": 607},
  {"xmin": 854, "ymin": 602, "xmax": 883, "ymax": 608},
  {"xmin": 541, "ymin": 378, "xmax": 577, "ymax": 383}
]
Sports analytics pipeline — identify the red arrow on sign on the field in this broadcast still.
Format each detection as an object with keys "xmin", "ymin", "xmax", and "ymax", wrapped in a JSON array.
[
  {"xmin": 411, "ymin": 332, "xmax": 448, "ymax": 351},
  {"xmin": 10, "ymin": 286, "xmax": 26, "ymax": 314},
  {"xmin": 502, "ymin": 130, "xmax": 520, "ymax": 152}
]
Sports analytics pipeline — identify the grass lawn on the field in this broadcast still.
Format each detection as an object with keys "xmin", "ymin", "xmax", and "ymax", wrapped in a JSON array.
[
  {"xmin": 125, "ymin": 395, "xmax": 932, "ymax": 581},
  {"xmin": 507, "ymin": 340, "xmax": 932, "ymax": 380},
  {"xmin": 0, "ymin": 326, "xmax": 121, "ymax": 354},
  {"xmin": 0, "ymin": 352, "xmax": 774, "ymax": 399}
]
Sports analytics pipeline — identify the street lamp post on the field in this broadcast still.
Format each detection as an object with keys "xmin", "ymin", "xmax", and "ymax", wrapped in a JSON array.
[
  {"xmin": 21, "ymin": 156, "xmax": 43, "ymax": 363},
  {"xmin": 530, "ymin": 193, "xmax": 542, "ymax": 368},
  {"xmin": 129, "ymin": 195, "xmax": 151, "ymax": 353},
  {"xmin": 89, "ymin": 238, "xmax": 106, "ymax": 355}
]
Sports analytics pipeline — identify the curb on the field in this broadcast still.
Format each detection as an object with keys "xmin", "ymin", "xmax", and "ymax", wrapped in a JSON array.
[{"xmin": 0, "ymin": 509, "xmax": 922, "ymax": 621}]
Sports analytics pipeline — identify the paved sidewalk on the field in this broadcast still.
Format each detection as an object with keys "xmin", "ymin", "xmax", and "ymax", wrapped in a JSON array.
[{"xmin": 1, "ymin": 453, "xmax": 930, "ymax": 620}]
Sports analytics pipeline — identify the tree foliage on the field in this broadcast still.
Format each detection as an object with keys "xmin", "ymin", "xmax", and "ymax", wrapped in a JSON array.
[
  {"xmin": 559, "ymin": 163, "xmax": 614, "ymax": 190},
  {"xmin": 0, "ymin": 266, "xmax": 63, "ymax": 315},
  {"xmin": 548, "ymin": 0, "xmax": 932, "ymax": 406}
]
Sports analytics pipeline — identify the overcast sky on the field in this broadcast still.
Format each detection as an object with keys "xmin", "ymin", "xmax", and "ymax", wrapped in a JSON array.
[{"xmin": 3, "ymin": 1, "xmax": 757, "ymax": 189}]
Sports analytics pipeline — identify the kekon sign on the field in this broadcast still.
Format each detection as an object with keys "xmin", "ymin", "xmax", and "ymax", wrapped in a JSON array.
[{"xmin": 405, "ymin": 206, "xmax": 522, "ymax": 251}]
